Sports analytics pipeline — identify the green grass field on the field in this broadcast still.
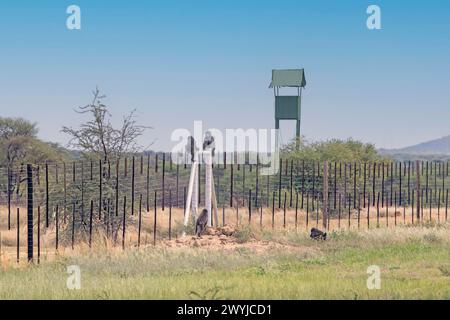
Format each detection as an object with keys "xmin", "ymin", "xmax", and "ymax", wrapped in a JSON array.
[{"xmin": 1, "ymin": 224, "xmax": 449, "ymax": 300}]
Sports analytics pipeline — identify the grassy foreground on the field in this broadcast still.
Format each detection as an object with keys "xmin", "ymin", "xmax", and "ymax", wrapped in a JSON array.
[{"xmin": 1, "ymin": 224, "xmax": 449, "ymax": 299}]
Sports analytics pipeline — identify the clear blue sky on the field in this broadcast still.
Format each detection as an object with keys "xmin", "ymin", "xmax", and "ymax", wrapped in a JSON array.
[{"xmin": 0, "ymin": 0, "xmax": 449, "ymax": 151}]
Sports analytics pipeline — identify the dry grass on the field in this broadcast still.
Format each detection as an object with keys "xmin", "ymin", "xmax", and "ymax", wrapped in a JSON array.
[
  {"xmin": 0, "ymin": 204, "xmax": 448, "ymax": 265},
  {"xmin": 0, "ymin": 222, "xmax": 449, "ymax": 299}
]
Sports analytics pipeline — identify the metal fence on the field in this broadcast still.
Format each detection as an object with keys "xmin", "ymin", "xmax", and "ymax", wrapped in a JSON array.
[{"xmin": 0, "ymin": 154, "xmax": 449, "ymax": 263}]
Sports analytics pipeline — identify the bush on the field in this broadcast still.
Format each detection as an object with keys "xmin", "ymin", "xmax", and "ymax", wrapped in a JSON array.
[{"xmin": 282, "ymin": 137, "xmax": 390, "ymax": 163}]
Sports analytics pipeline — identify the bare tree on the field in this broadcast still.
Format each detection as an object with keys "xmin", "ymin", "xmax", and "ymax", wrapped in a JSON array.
[
  {"xmin": 62, "ymin": 88, "xmax": 152, "ymax": 243},
  {"xmin": 62, "ymin": 88, "xmax": 151, "ymax": 162}
]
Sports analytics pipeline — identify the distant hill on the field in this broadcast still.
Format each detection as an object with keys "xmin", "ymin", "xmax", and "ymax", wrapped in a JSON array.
[{"xmin": 379, "ymin": 135, "xmax": 450, "ymax": 161}]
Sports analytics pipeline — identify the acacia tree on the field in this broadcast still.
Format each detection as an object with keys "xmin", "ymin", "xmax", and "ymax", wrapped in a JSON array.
[
  {"xmin": 62, "ymin": 88, "xmax": 151, "ymax": 243},
  {"xmin": 0, "ymin": 117, "xmax": 38, "ymax": 168},
  {"xmin": 0, "ymin": 117, "xmax": 65, "ymax": 201},
  {"xmin": 62, "ymin": 88, "xmax": 150, "ymax": 162}
]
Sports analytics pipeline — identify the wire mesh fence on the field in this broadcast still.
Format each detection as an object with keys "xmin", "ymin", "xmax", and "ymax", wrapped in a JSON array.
[{"xmin": 0, "ymin": 154, "xmax": 449, "ymax": 263}]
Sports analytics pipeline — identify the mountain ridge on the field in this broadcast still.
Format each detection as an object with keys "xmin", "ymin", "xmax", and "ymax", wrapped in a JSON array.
[
  {"xmin": 379, "ymin": 135, "xmax": 450, "ymax": 161},
  {"xmin": 379, "ymin": 135, "xmax": 450, "ymax": 155}
]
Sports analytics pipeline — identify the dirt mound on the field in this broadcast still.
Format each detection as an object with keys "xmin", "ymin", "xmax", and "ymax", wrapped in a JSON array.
[
  {"xmin": 162, "ymin": 226, "xmax": 237, "ymax": 248},
  {"xmin": 160, "ymin": 226, "xmax": 312, "ymax": 254}
]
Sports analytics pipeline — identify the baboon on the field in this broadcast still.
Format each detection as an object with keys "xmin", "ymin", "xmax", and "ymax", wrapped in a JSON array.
[
  {"xmin": 195, "ymin": 209, "xmax": 209, "ymax": 237},
  {"xmin": 186, "ymin": 136, "xmax": 198, "ymax": 163},
  {"xmin": 203, "ymin": 131, "xmax": 215, "ymax": 157},
  {"xmin": 310, "ymin": 228, "xmax": 327, "ymax": 240}
]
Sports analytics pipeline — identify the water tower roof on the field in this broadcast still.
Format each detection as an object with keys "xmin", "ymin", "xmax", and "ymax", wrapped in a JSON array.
[{"xmin": 269, "ymin": 69, "xmax": 306, "ymax": 88}]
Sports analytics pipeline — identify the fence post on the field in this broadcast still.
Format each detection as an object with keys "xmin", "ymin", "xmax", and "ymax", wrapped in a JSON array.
[
  {"xmin": 333, "ymin": 162, "xmax": 337, "ymax": 210},
  {"xmin": 99, "ymin": 160, "xmax": 103, "ymax": 219},
  {"xmin": 63, "ymin": 163, "xmax": 67, "ymax": 223},
  {"xmin": 162, "ymin": 153, "xmax": 165, "ymax": 211},
  {"xmin": 153, "ymin": 190, "xmax": 157, "ymax": 246},
  {"xmin": 363, "ymin": 162, "xmax": 367, "ymax": 208},
  {"xmin": 415, "ymin": 160, "xmax": 421, "ymax": 221},
  {"xmin": 306, "ymin": 193, "xmax": 309, "ymax": 228},
  {"xmin": 357, "ymin": 192, "xmax": 361, "ymax": 229},
  {"xmin": 122, "ymin": 196, "xmax": 126, "ymax": 250},
  {"xmin": 115, "ymin": 160, "xmax": 119, "ymax": 217},
  {"xmin": 176, "ymin": 163, "xmax": 179, "ymax": 207},
  {"xmin": 366, "ymin": 194, "xmax": 370, "ymax": 229},
  {"xmin": 399, "ymin": 162, "xmax": 402, "ymax": 206},
  {"xmin": 223, "ymin": 152, "xmax": 227, "ymax": 169},
  {"xmin": 131, "ymin": 157, "xmax": 135, "ymax": 215},
  {"xmin": 248, "ymin": 189, "xmax": 252, "ymax": 224},
  {"xmin": 381, "ymin": 163, "xmax": 385, "ymax": 207},
  {"xmin": 16, "ymin": 208, "xmax": 20, "ymax": 263},
  {"xmin": 390, "ymin": 162, "xmax": 394, "ymax": 206},
  {"xmin": 353, "ymin": 163, "xmax": 357, "ymax": 209},
  {"xmin": 26, "ymin": 164, "xmax": 33, "ymax": 263},
  {"xmin": 301, "ymin": 160, "xmax": 305, "ymax": 209},
  {"xmin": 445, "ymin": 189, "xmax": 448, "ymax": 221},
  {"xmin": 255, "ymin": 156, "xmax": 260, "ymax": 208},
  {"xmin": 283, "ymin": 191, "xmax": 287, "ymax": 228},
  {"xmin": 37, "ymin": 206, "xmax": 41, "ymax": 264},
  {"xmin": 323, "ymin": 161, "xmax": 329, "ymax": 229},
  {"xmin": 407, "ymin": 161, "xmax": 411, "ymax": 205},
  {"xmin": 146, "ymin": 155, "xmax": 150, "ymax": 212},
  {"xmin": 183, "ymin": 187, "xmax": 187, "ymax": 213},
  {"xmin": 138, "ymin": 194, "xmax": 142, "ymax": 247},
  {"xmin": 230, "ymin": 164, "xmax": 234, "ymax": 207},
  {"xmin": 271, "ymin": 191, "xmax": 275, "ymax": 229},
  {"xmin": 338, "ymin": 192, "xmax": 342, "ymax": 229},
  {"xmin": 278, "ymin": 159, "xmax": 282, "ymax": 208},
  {"xmin": 55, "ymin": 205, "xmax": 59, "ymax": 251},
  {"xmin": 295, "ymin": 192, "xmax": 299, "ymax": 229},
  {"xmin": 242, "ymin": 164, "xmax": 246, "ymax": 207},
  {"xmin": 71, "ymin": 203, "xmax": 75, "ymax": 250},
  {"xmin": 45, "ymin": 163, "xmax": 49, "ymax": 228},
  {"xmin": 168, "ymin": 190, "xmax": 172, "ymax": 240},
  {"xmin": 289, "ymin": 160, "xmax": 293, "ymax": 207},
  {"xmin": 81, "ymin": 162, "xmax": 85, "ymax": 222},
  {"xmin": 89, "ymin": 200, "xmax": 93, "ymax": 248},
  {"xmin": 7, "ymin": 166, "xmax": 11, "ymax": 230}
]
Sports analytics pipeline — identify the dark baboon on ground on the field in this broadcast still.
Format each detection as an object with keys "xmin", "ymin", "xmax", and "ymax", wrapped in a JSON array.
[
  {"xmin": 310, "ymin": 228, "xmax": 327, "ymax": 240},
  {"xmin": 195, "ymin": 209, "xmax": 209, "ymax": 237}
]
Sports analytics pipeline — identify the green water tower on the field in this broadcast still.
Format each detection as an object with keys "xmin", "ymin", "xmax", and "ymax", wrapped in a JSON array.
[{"xmin": 269, "ymin": 69, "xmax": 306, "ymax": 147}]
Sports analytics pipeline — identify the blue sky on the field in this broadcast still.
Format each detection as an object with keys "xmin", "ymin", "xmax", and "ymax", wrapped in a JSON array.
[{"xmin": 0, "ymin": 0, "xmax": 449, "ymax": 151}]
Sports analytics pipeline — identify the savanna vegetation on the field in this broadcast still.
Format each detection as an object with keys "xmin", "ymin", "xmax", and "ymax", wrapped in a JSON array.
[
  {"xmin": 282, "ymin": 137, "xmax": 391, "ymax": 163},
  {"xmin": 1, "ymin": 89, "xmax": 449, "ymax": 300},
  {"xmin": 0, "ymin": 117, "xmax": 68, "ymax": 169},
  {"xmin": 0, "ymin": 223, "xmax": 449, "ymax": 299}
]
